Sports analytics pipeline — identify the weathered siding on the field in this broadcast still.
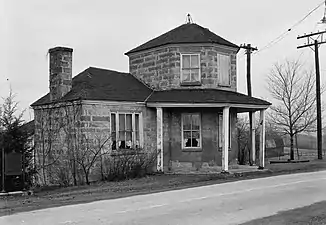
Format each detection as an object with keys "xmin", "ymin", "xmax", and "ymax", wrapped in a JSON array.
[
  {"xmin": 129, "ymin": 45, "xmax": 237, "ymax": 91},
  {"xmin": 162, "ymin": 108, "xmax": 238, "ymax": 171}
]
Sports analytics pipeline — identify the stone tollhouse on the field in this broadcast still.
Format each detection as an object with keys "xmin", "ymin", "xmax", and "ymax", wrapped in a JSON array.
[{"xmin": 31, "ymin": 18, "xmax": 271, "ymax": 184}]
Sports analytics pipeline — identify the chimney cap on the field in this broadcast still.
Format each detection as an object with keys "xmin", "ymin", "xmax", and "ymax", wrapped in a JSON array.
[{"xmin": 48, "ymin": 46, "xmax": 73, "ymax": 54}]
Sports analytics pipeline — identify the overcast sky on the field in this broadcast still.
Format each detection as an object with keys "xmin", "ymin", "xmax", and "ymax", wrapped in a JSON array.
[{"xmin": 2, "ymin": 0, "xmax": 326, "ymax": 121}]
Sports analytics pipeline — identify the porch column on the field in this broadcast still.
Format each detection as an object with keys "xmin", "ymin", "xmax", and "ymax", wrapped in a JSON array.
[
  {"xmin": 156, "ymin": 107, "xmax": 164, "ymax": 172},
  {"xmin": 259, "ymin": 109, "xmax": 266, "ymax": 169},
  {"xmin": 222, "ymin": 106, "xmax": 230, "ymax": 172},
  {"xmin": 250, "ymin": 111, "xmax": 256, "ymax": 165}
]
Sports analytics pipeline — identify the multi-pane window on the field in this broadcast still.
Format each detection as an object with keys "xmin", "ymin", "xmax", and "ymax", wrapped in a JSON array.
[
  {"xmin": 217, "ymin": 53, "xmax": 231, "ymax": 86},
  {"xmin": 182, "ymin": 113, "xmax": 201, "ymax": 148},
  {"xmin": 181, "ymin": 54, "xmax": 200, "ymax": 83},
  {"xmin": 111, "ymin": 113, "xmax": 140, "ymax": 150}
]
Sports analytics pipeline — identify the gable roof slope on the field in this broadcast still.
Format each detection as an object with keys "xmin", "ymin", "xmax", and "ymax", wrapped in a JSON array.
[
  {"xmin": 126, "ymin": 23, "xmax": 239, "ymax": 55},
  {"xmin": 31, "ymin": 67, "xmax": 152, "ymax": 106}
]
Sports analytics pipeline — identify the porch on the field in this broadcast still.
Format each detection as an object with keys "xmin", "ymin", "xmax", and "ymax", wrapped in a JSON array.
[{"xmin": 145, "ymin": 89, "xmax": 271, "ymax": 173}]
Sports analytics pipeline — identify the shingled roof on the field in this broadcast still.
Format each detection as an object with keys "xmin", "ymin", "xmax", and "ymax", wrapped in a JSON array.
[
  {"xmin": 31, "ymin": 67, "xmax": 152, "ymax": 106},
  {"xmin": 125, "ymin": 23, "xmax": 239, "ymax": 55},
  {"xmin": 146, "ymin": 89, "xmax": 271, "ymax": 106}
]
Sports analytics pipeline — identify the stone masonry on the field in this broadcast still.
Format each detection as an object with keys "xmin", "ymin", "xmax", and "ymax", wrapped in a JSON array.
[
  {"xmin": 49, "ymin": 47, "xmax": 73, "ymax": 101},
  {"xmin": 128, "ymin": 45, "xmax": 237, "ymax": 91},
  {"xmin": 33, "ymin": 101, "xmax": 157, "ymax": 185}
]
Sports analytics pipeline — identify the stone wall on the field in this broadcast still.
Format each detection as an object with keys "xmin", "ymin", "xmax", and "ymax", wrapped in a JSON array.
[
  {"xmin": 129, "ymin": 45, "xmax": 237, "ymax": 91},
  {"xmin": 81, "ymin": 102, "xmax": 156, "ymax": 153},
  {"xmin": 33, "ymin": 101, "xmax": 157, "ymax": 185}
]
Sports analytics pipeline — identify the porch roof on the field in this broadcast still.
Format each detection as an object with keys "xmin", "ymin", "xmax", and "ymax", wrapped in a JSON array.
[{"xmin": 146, "ymin": 89, "xmax": 271, "ymax": 109}]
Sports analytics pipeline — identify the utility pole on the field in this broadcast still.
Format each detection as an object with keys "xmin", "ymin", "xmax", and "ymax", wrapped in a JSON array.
[
  {"xmin": 240, "ymin": 44, "xmax": 258, "ymax": 165},
  {"xmin": 1, "ymin": 146, "xmax": 5, "ymax": 192},
  {"xmin": 297, "ymin": 30, "xmax": 326, "ymax": 160}
]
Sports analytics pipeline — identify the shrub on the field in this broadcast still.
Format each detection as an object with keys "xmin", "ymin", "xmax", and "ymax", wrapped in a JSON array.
[{"xmin": 103, "ymin": 150, "xmax": 156, "ymax": 181}]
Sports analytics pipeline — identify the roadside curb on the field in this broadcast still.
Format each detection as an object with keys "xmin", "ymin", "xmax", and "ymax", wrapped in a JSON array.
[{"xmin": 0, "ymin": 190, "xmax": 33, "ymax": 197}]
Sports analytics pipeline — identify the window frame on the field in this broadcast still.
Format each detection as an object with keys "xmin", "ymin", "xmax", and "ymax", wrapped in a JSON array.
[
  {"xmin": 111, "ymin": 112, "xmax": 142, "ymax": 151},
  {"xmin": 181, "ymin": 113, "xmax": 202, "ymax": 150},
  {"xmin": 180, "ymin": 53, "xmax": 201, "ymax": 85},
  {"xmin": 217, "ymin": 53, "xmax": 231, "ymax": 87}
]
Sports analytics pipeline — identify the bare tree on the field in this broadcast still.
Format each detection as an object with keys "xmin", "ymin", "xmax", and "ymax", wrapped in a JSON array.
[
  {"xmin": 34, "ymin": 106, "xmax": 65, "ymax": 185},
  {"xmin": 236, "ymin": 117, "xmax": 250, "ymax": 165},
  {"xmin": 75, "ymin": 133, "xmax": 111, "ymax": 185},
  {"xmin": 267, "ymin": 59, "xmax": 317, "ymax": 160}
]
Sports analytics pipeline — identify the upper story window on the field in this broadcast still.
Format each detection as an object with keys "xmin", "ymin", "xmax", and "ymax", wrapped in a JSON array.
[
  {"xmin": 217, "ymin": 53, "xmax": 231, "ymax": 86},
  {"xmin": 181, "ymin": 54, "xmax": 201, "ymax": 84}
]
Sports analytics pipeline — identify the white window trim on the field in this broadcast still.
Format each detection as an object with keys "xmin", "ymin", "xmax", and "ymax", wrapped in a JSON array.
[
  {"xmin": 180, "ymin": 53, "xmax": 201, "ymax": 83},
  {"xmin": 217, "ymin": 53, "xmax": 231, "ymax": 87},
  {"xmin": 181, "ymin": 113, "xmax": 202, "ymax": 149},
  {"xmin": 111, "ymin": 112, "xmax": 143, "ymax": 150}
]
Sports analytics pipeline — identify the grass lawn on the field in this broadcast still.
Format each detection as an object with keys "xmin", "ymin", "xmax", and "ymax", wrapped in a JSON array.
[
  {"xmin": 242, "ymin": 201, "xmax": 326, "ymax": 225},
  {"xmin": 0, "ymin": 158, "xmax": 326, "ymax": 217}
]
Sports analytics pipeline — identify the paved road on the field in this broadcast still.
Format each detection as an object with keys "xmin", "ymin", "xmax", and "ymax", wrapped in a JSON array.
[{"xmin": 2, "ymin": 171, "xmax": 326, "ymax": 225}]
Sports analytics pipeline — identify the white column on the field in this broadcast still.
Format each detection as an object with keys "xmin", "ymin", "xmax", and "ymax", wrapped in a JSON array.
[
  {"xmin": 156, "ymin": 107, "xmax": 164, "ymax": 172},
  {"xmin": 250, "ymin": 111, "xmax": 256, "ymax": 165},
  {"xmin": 259, "ymin": 109, "xmax": 266, "ymax": 169},
  {"xmin": 222, "ymin": 107, "xmax": 230, "ymax": 172}
]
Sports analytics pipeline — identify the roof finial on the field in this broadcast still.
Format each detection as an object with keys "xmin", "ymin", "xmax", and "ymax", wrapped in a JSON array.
[
  {"xmin": 319, "ymin": 0, "xmax": 326, "ymax": 24},
  {"xmin": 186, "ymin": 13, "xmax": 193, "ymax": 24}
]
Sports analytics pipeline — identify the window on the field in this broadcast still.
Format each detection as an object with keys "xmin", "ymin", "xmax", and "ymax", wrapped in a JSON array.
[
  {"xmin": 181, "ymin": 54, "xmax": 201, "ymax": 83},
  {"xmin": 111, "ymin": 113, "xmax": 140, "ymax": 150},
  {"xmin": 182, "ymin": 113, "xmax": 201, "ymax": 148},
  {"xmin": 218, "ymin": 114, "xmax": 231, "ymax": 149},
  {"xmin": 217, "ymin": 53, "xmax": 231, "ymax": 86}
]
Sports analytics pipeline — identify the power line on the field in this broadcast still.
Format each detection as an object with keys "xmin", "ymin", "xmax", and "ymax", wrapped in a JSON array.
[{"xmin": 254, "ymin": 1, "xmax": 325, "ymax": 55}]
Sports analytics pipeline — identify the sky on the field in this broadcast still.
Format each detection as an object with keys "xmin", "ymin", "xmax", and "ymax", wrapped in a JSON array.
[{"xmin": 1, "ymin": 0, "xmax": 326, "ymax": 122}]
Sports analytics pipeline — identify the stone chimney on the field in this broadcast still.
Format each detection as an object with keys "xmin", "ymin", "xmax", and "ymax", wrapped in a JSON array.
[{"xmin": 48, "ymin": 47, "xmax": 73, "ymax": 101}]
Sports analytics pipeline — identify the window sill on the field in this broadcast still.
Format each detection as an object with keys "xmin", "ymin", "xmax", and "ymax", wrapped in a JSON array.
[
  {"xmin": 180, "ymin": 82, "xmax": 202, "ymax": 86},
  {"xmin": 182, "ymin": 148, "xmax": 202, "ymax": 152},
  {"xmin": 218, "ymin": 84, "xmax": 231, "ymax": 88},
  {"xmin": 110, "ymin": 149, "xmax": 144, "ymax": 156}
]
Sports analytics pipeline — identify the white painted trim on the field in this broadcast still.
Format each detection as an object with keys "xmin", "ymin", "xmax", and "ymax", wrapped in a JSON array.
[
  {"xmin": 250, "ymin": 112, "xmax": 256, "ymax": 164},
  {"xmin": 259, "ymin": 109, "xmax": 266, "ymax": 168},
  {"xmin": 180, "ymin": 53, "xmax": 201, "ymax": 84},
  {"xmin": 147, "ymin": 102, "xmax": 270, "ymax": 109},
  {"xmin": 126, "ymin": 43, "xmax": 239, "ymax": 57},
  {"xmin": 222, "ymin": 107, "xmax": 230, "ymax": 171},
  {"xmin": 132, "ymin": 113, "xmax": 136, "ymax": 149},
  {"xmin": 181, "ymin": 113, "xmax": 202, "ymax": 150},
  {"xmin": 111, "ymin": 112, "xmax": 143, "ymax": 150},
  {"xmin": 156, "ymin": 107, "xmax": 164, "ymax": 172},
  {"xmin": 115, "ymin": 113, "xmax": 119, "ymax": 149},
  {"xmin": 139, "ymin": 112, "xmax": 144, "ymax": 149},
  {"xmin": 217, "ymin": 113, "xmax": 232, "ymax": 149}
]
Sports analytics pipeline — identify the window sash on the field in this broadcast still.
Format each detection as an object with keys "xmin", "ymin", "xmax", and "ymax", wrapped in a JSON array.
[
  {"xmin": 111, "ymin": 113, "xmax": 141, "ymax": 150},
  {"xmin": 217, "ymin": 53, "xmax": 231, "ymax": 86},
  {"xmin": 182, "ymin": 113, "xmax": 201, "ymax": 148},
  {"xmin": 181, "ymin": 54, "xmax": 201, "ymax": 83}
]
